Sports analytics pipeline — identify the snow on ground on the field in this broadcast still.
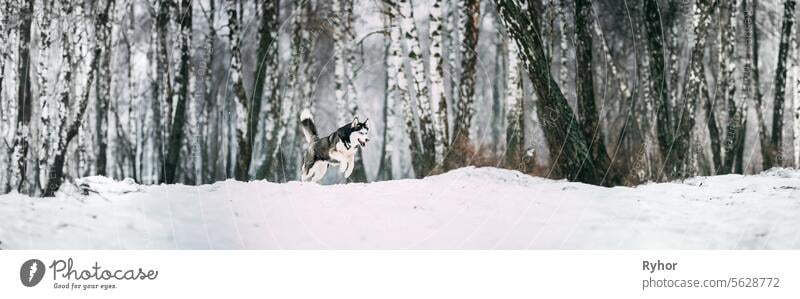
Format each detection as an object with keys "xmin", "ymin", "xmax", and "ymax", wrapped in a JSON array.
[{"xmin": 1, "ymin": 167, "xmax": 799, "ymax": 249}]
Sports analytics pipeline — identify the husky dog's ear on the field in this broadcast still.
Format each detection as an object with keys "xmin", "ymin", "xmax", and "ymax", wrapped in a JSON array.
[
  {"xmin": 351, "ymin": 117, "xmax": 359, "ymax": 128},
  {"xmin": 362, "ymin": 118, "xmax": 369, "ymax": 126}
]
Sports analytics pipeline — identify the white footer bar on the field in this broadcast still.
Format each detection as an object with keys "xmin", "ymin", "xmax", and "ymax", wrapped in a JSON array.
[{"xmin": 1, "ymin": 251, "xmax": 797, "ymax": 299}]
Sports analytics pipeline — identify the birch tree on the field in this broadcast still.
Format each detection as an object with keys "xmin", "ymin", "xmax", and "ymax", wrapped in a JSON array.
[
  {"xmin": 393, "ymin": 0, "xmax": 436, "ymax": 174},
  {"xmin": 557, "ymin": 0, "xmax": 568, "ymax": 89},
  {"xmin": 642, "ymin": 0, "xmax": 676, "ymax": 180},
  {"xmin": 199, "ymin": 0, "xmax": 217, "ymax": 183},
  {"xmin": 333, "ymin": 0, "xmax": 347, "ymax": 126},
  {"xmin": 6, "ymin": 0, "xmax": 34, "ymax": 193},
  {"xmin": 385, "ymin": 0, "xmax": 425, "ymax": 176},
  {"xmin": 164, "ymin": 0, "xmax": 191, "ymax": 183},
  {"xmin": 446, "ymin": 0, "xmax": 480, "ymax": 170},
  {"xmin": 253, "ymin": 0, "xmax": 280, "ymax": 180},
  {"xmin": 0, "ymin": 2, "xmax": 8, "ymax": 144},
  {"xmin": 575, "ymin": 0, "xmax": 610, "ymax": 171},
  {"xmin": 45, "ymin": 0, "xmax": 101, "ymax": 196},
  {"xmin": 794, "ymin": 22, "xmax": 800, "ymax": 168},
  {"xmin": 766, "ymin": 0, "xmax": 796, "ymax": 167},
  {"xmin": 226, "ymin": 0, "xmax": 252, "ymax": 181},
  {"xmin": 446, "ymin": 1, "xmax": 460, "ymax": 121},
  {"xmin": 719, "ymin": 0, "xmax": 740, "ymax": 174},
  {"xmin": 429, "ymin": 0, "xmax": 448, "ymax": 165},
  {"xmin": 670, "ymin": 0, "xmax": 715, "ymax": 177},
  {"xmin": 504, "ymin": 40, "xmax": 524, "ymax": 168},
  {"xmin": 36, "ymin": 0, "xmax": 55, "ymax": 192},
  {"xmin": 491, "ymin": 22, "xmax": 505, "ymax": 149},
  {"xmin": 378, "ymin": 9, "xmax": 397, "ymax": 180},
  {"xmin": 495, "ymin": 0, "xmax": 615, "ymax": 186},
  {"xmin": 150, "ymin": 0, "xmax": 172, "ymax": 183},
  {"xmin": 95, "ymin": 0, "xmax": 115, "ymax": 177},
  {"xmin": 346, "ymin": 0, "xmax": 367, "ymax": 182},
  {"xmin": 731, "ymin": 0, "xmax": 753, "ymax": 174},
  {"xmin": 751, "ymin": 0, "xmax": 772, "ymax": 169},
  {"xmin": 267, "ymin": 0, "xmax": 309, "ymax": 181}
]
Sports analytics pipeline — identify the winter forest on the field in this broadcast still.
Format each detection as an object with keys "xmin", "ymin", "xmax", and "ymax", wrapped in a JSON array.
[{"xmin": 0, "ymin": 0, "xmax": 798, "ymax": 197}]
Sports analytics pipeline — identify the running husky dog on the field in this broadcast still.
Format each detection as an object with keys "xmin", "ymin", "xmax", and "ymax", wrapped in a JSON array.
[{"xmin": 299, "ymin": 109, "xmax": 370, "ymax": 182}]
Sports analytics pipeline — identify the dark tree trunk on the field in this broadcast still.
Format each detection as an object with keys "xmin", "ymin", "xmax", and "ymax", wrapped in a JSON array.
[
  {"xmin": 6, "ymin": 0, "xmax": 34, "ymax": 193},
  {"xmin": 719, "ymin": 0, "xmax": 741, "ymax": 175},
  {"xmin": 151, "ymin": 0, "xmax": 172, "ymax": 183},
  {"xmin": 226, "ymin": 0, "xmax": 253, "ymax": 181},
  {"xmin": 253, "ymin": 0, "xmax": 281, "ymax": 180},
  {"xmin": 705, "ymin": 88, "xmax": 723, "ymax": 172},
  {"xmin": 495, "ymin": 0, "xmax": 616, "ymax": 186},
  {"xmin": 95, "ymin": 0, "xmax": 115, "ymax": 177},
  {"xmin": 642, "ymin": 0, "xmax": 674, "ymax": 180},
  {"xmin": 574, "ymin": 0, "xmax": 610, "ymax": 171},
  {"xmin": 767, "ymin": 0, "xmax": 797, "ymax": 167},
  {"xmin": 164, "ymin": 0, "xmax": 192, "ymax": 184},
  {"xmin": 201, "ymin": 0, "xmax": 217, "ymax": 183}
]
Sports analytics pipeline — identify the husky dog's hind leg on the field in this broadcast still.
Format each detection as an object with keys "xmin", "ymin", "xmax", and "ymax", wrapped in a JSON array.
[{"xmin": 302, "ymin": 161, "xmax": 327, "ymax": 182}]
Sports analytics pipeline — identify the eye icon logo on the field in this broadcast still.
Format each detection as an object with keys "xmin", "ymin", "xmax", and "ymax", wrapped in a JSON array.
[{"xmin": 20, "ymin": 259, "xmax": 45, "ymax": 287}]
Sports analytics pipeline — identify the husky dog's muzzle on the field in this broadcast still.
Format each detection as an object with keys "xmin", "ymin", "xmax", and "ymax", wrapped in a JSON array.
[{"xmin": 358, "ymin": 138, "xmax": 369, "ymax": 147}]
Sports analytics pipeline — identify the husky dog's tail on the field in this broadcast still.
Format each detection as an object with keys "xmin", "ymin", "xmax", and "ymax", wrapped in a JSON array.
[{"xmin": 300, "ymin": 109, "xmax": 318, "ymax": 143}]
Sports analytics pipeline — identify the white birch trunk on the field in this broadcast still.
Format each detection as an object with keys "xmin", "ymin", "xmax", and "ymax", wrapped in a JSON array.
[
  {"xmin": 343, "ymin": 0, "xmax": 359, "ymax": 120},
  {"xmin": 387, "ymin": 0, "xmax": 422, "ymax": 176},
  {"xmin": 332, "ymin": 0, "xmax": 348, "ymax": 125},
  {"xmin": 226, "ymin": 0, "xmax": 247, "ymax": 139},
  {"xmin": 557, "ymin": 0, "xmax": 568, "ymax": 90},
  {"xmin": 429, "ymin": 0, "xmax": 448, "ymax": 163},
  {"xmin": 36, "ymin": 0, "xmax": 54, "ymax": 192},
  {"xmin": 398, "ymin": 0, "xmax": 435, "ymax": 160},
  {"xmin": 446, "ymin": 0, "xmax": 460, "ymax": 115},
  {"xmin": 504, "ymin": 40, "xmax": 524, "ymax": 161}
]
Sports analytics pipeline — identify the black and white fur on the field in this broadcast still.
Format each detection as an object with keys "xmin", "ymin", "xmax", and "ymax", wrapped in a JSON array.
[{"xmin": 299, "ymin": 109, "xmax": 370, "ymax": 182}]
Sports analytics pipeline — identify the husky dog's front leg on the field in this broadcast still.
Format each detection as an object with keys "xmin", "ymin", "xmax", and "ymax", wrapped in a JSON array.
[{"xmin": 343, "ymin": 156, "xmax": 355, "ymax": 178}]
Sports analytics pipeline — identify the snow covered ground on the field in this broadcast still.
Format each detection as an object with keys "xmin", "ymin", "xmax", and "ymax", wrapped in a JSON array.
[{"xmin": 1, "ymin": 167, "xmax": 799, "ymax": 249}]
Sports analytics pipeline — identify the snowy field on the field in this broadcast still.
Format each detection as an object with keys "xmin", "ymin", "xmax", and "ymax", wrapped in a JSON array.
[{"xmin": 0, "ymin": 167, "xmax": 799, "ymax": 250}]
